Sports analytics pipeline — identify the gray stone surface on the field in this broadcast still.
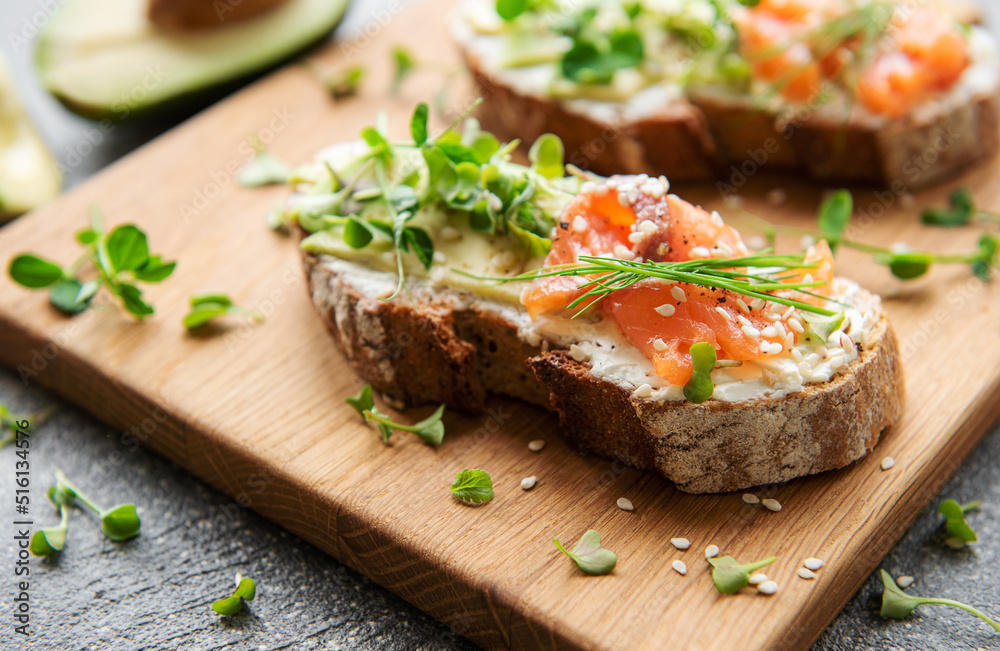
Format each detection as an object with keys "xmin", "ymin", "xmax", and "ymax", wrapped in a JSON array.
[{"xmin": 1, "ymin": 0, "xmax": 999, "ymax": 649}]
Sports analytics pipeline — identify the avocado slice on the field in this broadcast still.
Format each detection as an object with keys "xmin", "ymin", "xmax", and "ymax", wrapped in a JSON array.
[
  {"xmin": 36, "ymin": 0, "xmax": 351, "ymax": 120},
  {"xmin": 0, "ymin": 54, "xmax": 61, "ymax": 222}
]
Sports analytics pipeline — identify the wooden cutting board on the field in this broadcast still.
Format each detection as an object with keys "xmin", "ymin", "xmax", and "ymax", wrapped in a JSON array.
[{"xmin": 3, "ymin": 1, "xmax": 1000, "ymax": 648}]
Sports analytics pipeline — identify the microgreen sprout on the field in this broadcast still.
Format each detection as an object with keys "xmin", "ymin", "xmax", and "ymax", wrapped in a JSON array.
[
  {"xmin": 553, "ymin": 529, "xmax": 617, "ymax": 575},
  {"xmin": 449, "ymin": 468, "xmax": 494, "ymax": 504},
  {"xmin": 0, "ymin": 404, "xmax": 54, "ymax": 448},
  {"xmin": 921, "ymin": 188, "xmax": 1000, "ymax": 227},
  {"xmin": 182, "ymin": 292, "xmax": 265, "ymax": 330},
  {"xmin": 30, "ymin": 486, "xmax": 71, "ymax": 557},
  {"xmin": 238, "ymin": 138, "xmax": 292, "ymax": 188},
  {"xmin": 879, "ymin": 570, "xmax": 1000, "ymax": 632},
  {"xmin": 52, "ymin": 469, "xmax": 141, "ymax": 541},
  {"xmin": 391, "ymin": 46, "xmax": 416, "ymax": 94},
  {"xmin": 683, "ymin": 342, "xmax": 717, "ymax": 404},
  {"xmin": 938, "ymin": 499, "xmax": 981, "ymax": 549},
  {"xmin": 318, "ymin": 64, "xmax": 366, "ymax": 100},
  {"xmin": 212, "ymin": 574, "xmax": 257, "ymax": 617},
  {"xmin": 346, "ymin": 384, "xmax": 446, "ymax": 446},
  {"xmin": 708, "ymin": 554, "xmax": 776, "ymax": 593},
  {"xmin": 8, "ymin": 207, "xmax": 175, "ymax": 317}
]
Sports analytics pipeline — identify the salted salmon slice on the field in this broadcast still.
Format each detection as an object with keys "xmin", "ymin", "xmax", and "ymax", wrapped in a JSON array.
[{"xmin": 522, "ymin": 177, "xmax": 836, "ymax": 385}]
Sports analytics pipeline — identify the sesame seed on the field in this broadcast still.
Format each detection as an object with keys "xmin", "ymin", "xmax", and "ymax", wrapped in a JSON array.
[
  {"xmin": 655, "ymin": 304, "xmax": 676, "ymax": 317},
  {"xmin": 433, "ymin": 250, "xmax": 447, "ymax": 264},
  {"xmin": 528, "ymin": 440, "xmax": 545, "ymax": 452},
  {"xmin": 762, "ymin": 498, "xmax": 782, "ymax": 512},
  {"xmin": 690, "ymin": 246, "xmax": 711, "ymax": 258},
  {"xmin": 634, "ymin": 383, "xmax": 654, "ymax": 399},
  {"xmin": 897, "ymin": 576, "xmax": 914, "ymax": 589},
  {"xmin": 521, "ymin": 476, "xmax": 537, "ymax": 490},
  {"xmin": 653, "ymin": 338, "xmax": 668, "ymax": 351},
  {"xmin": 618, "ymin": 192, "xmax": 631, "ymax": 207},
  {"xmin": 569, "ymin": 344, "xmax": 588, "ymax": 362},
  {"xmin": 614, "ymin": 244, "xmax": 632, "ymax": 259},
  {"xmin": 748, "ymin": 574, "xmax": 768, "ymax": 585},
  {"xmin": 791, "ymin": 348, "xmax": 805, "ymax": 363},
  {"xmin": 797, "ymin": 568, "xmax": 817, "ymax": 580},
  {"xmin": 758, "ymin": 581, "xmax": 779, "ymax": 595},
  {"xmin": 573, "ymin": 215, "xmax": 589, "ymax": 232},
  {"xmin": 670, "ymin": 537, "xmax": 691, "ymax": 550},
  {"xmin": 639, "ymin": 220, "xmax": 658, "ymax": 234},
  {"xmin": 705, "ymin": 545, "xmax": 720, "ymax": 558},
  {"xmin": 803, "ymin": 273, "xmax": 814, "ymax": 284},
  {"xmin": 774, "ymin": 322, "xmax": 787, "ymax": 339},
  {"xmin": 617, "ymin": 497, "xmax": 634, "ymax": 511},
  {"xmin": 764, "ymin": 312, "xmax": 781, "ymax": 322},
  {"xmin": 670, "ymin": 286, "xmax": 687, "ymax": 303},
  {"xmin": 715, "ymin": 307, "xmax": 732, "ymax": 321},
  {"xmin": 804, "ymin": 558, "xmax": 824, "ymax": 571},
  {"xmin": 627, "ymin": 187, "xmax": 640, "ymax": 204},
  {"xmin": 767, "ymin": 343, "xmax": 783, "ymax": 355},
  {"xmin": 742, "ymin": 493, "xmax": 760, "ymax": 504},
  {"xmin": 881, "ymin": 456, "xmax": 895, "ymax": 471},
  {"xmin": 658, "ymin": 175, "xmax": 670, "ymax": 192},
  {"xmin": 710, "ymin": 211, "xmax": 725, "ymax": 227},
  {"xmin": 628, "ymin": 231, "xmax": 645, "ymax": 244},
  {"xmin": 759, "ymin": 341, "xmax": 772, "ymax": 354},
  {"xmin": 736, "ymin": 299, "xmax": 750, "ymax": 314},
  {"xmin": 783, "ymin": 305, "xmax": 796, "ymax": 319},
  {"xmin": 750, "ymin": 298, "xmax": 765, "ymax": 311},
  {"xmin": 672, "ymin": 560, "xmax": 688, "ymax": 575},
  {"xmin": 742, "ymin": 325, "xmax": 761, "ymax": 339},
  {"xmin": 644, "ymin": 182, "xmax": 665, "ymax": 199},
  {"xmin": 788, "ymin": 318, "xmax": 805, "ymax": 333},
  {"xmin": 761, "ymin": 326, "xmax": 778, "ymax": 338},
  {"xmin": 785, "ymin": 332, "xmax": 795, "ymax": 350},
  {"xmin": 580, "ymin": 181, "xmax": 597, "ymax": 194},
  {"xmin": 716, "ymin": 242, "xmax": 734, "ymax": 256},
  {"xmin": 736, "ymin": 314, "xmax": 752, "ymax": 327}
]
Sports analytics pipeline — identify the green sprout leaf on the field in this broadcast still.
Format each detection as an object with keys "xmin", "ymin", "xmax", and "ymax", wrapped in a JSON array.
[
  {"xmin": 348, "ymin": 385, "xmax": 445, "ymax": 446},
  {"xmin": 52, "ymin": 469, "xmax": 141, "ymax": 542},
  {"xmin": 496, "ymin": 0, "xmax": 528, "ymax": 21},
  {"xmin": 30, "ymin": 505, "xmax": 69, "ymax": 557},
  {"xmin": 450, "ymin": 468, "xmax": 494, "ymax": 504},
  {"xmin": 182, "ymin": 292, "xmax": 264, "ymax": 330},
  {"xmin": 48, "ymin": 278, "xmax": 92, "ymax": 315},
  {"xmin": 0, "ymin": 404, "xmax": 54, "ymax": 448},
  {"xmin": 106, "ymin": 225, "xmax": 150, "ymax": 272},
  {"xmin": 938, "ymin": 499, "xmax": 979, "ymax": 548},
  {"xmin": 879, "ymin": 570, "xmax": 1000, "ymax": 632},
  {"xmin": 921, "ymin": 188, "xmax": 976, "ymax": 227},
  {"xmin": 876, "ymin": 251, "xmax": 934, "ymax": 280},
  {"xmin": 817, "ymin": 190, "xmax": 852, "ymax": 252},
  {"xmin": 553, "ymin": 529, "xmax": 617, "ymax": 575},
  {"xmin": 391, "ymin": 46, "xmax": 416, "ymax": 94},
  {"xmin": 528, "ymin": 133, "xmax": 565, "ymax": 180},
  {"xmin": 9, "ymin": 255, "xmax": 63, "ymax": 288},
  {"xmin": 212, "ymin": 576, "xmax": 256, "ymax": 617},
  {"xmin": 322, "ymin": 65, "xmax": 365, "ymax": 100},
  {"xmin": 561, "ymin": 29, "xmax": 644, "ymax": 85},
  {"xmin": 683, "ymin": 342, "xmax": 716, "ymax": 404},
  {"xmin": 708, "ymin": 555, "xmax": 776, "ymax": 594},
  {"xmin": 346, "ymin": 385, "xmax": 375, "ymax": 418},
  {"xmin": 800, "ymin": 311, "xmax": 846, "ymax": 345},
  {"xmin": 238, "ymin": 143, "xmax": 292, "ymax": 188},
  {"xmin": 972, "ymin": 234, "xmax": 999, "ymax": 281},
  {"xmin": 411, "ymin": 102, "xmax": 430, "ymax": 147}
]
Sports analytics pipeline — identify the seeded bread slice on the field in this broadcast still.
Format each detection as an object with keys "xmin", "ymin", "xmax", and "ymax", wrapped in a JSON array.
[{"xmin": 455, "ymin": 20, "xmax": 1000, "ymax": 191}]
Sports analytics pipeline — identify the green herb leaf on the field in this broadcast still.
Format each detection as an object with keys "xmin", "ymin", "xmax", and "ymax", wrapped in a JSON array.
[
  {"xmin": 402, "ymin": 227, "xmax": 435, "ymax": 270},
  {"xmin": 708, "ymin": 555, "xmax": 776, "ymax": 594},
  {"xmin": 938, "ymin": 499, "xmax": 978, "ymax": 547},
  {"xmin": 134, "ymin": 256, "xmax": 177, "ymax": 283},
  {"xmin": 212, "ymin": 576, "xmax": 256, "ymax": 617},
  {"xmin": 973, "ymin": 234, "xmax": 998, "ymax": 281},
  {"xmin": 323, "ymin": 65, "xmax": 365, "ymax": 100},
  {"xmin": 879, "ymin": 570, "xmax": 1000, "ymax": 631},
  {"xmin": 100, "ymin": 504, "xmax": 141, "ymax": 541},
  {"xmin": 411, "ymin": 102, "xmax": 430, "ymax": 147},
  {"xmin": 106, "ymin": 225, "xmax": 150, "ymax": 273},
  {"xmin": 9, "ymin": 255, "xmax": 63, "ymax": 288},
  {"xmin": 876, "ymin": 251, "xmax": 934, "ymax": 280},
  {"xmin": 343, "ymin": 217, "xmax": 376, "ymax": 249},
  {"xmin": 49, "ymin": 279, "xmax": 93, "ymax": 315},
  {"xmin": 921, "ymin": 188, "xmax": 976, "ymax": 227},
  {"xmin": 118, "ymin": 283, "xmax": 154, "ymax": 317},
  {"xmin": 561, "ymin": 30, "xmax": 644, "ymax": 85},
  {"xmin": 75, "ymin": 228, "xmax": 98, "ymax": 245},
  {"xmin": 817, "ymin": 190, "xmax": 852, "ymax": 252},
  {"xmin": 528, "ymin": 133, "xmax": 565, "ymax": 180},
  {"xmin": 391, "ymin": 46, "xmax": 416, "ymax": 94},
  {"xmin": 30, "ymin": 515, "xmax": 67, "ymax": 556},
  {"xmin": 800, "ymin": 311, "xmax": 846, "ymax": 345},
  {"xmin": 496, "ymin": 0, "xmax": 528, "ymax": 21},
  {"xmin": 450, "ymin": 468, "xmax": 494, "ymax": 504},
  {"xmin": 553, "ymin": 529, "xmax": 617, "ymax": 575},
  {"xmin": 346, "ymin": 385, "xmax": 375, "ymax": 418},
  {"xmin": 239, "ymin": 145, "xmax": 292, "ymax": 187},
  {"xmin": 234, "ymin": 577, "xmax": 256, "ymax": 601},
  {"xmin": 183, "ymin": 292, "xmax": 263, "ymax": 330},
  {"xmin": 683, "ymin": 342, "xmax": 716, "ymax": 404}
]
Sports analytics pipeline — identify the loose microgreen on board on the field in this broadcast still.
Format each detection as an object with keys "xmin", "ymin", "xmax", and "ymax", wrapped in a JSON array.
[
  {"xmin": 938, "ymin": 499, "xmax": 980, "ymax": 548},
  {"xmin": 238, "ymin": 140, "xmax": 292, "ymax": 187},
  {"xmin": 920, "ymin": 187, "xmax": 1000, "ymax": 227},
  {"xmin": 321, "ymin": 64, "xmax": 366, "ymax": 100},
  {"xmin": 391, "ymin": 46, "xmax": 416, "ymax": 94},
  {"xmin": 212, "ymin": 575, "xmax": 257, "ymax": 617},
  {"xmin": 708, "ymin": 555, "xmax": 776, "ymax": 593},
  {"xmin": 880, "ymin": 570, "xmax": 1000, "ymax": 632},
  {"xmin": 450, "ymin": 468, "xmax": 494, "ymax": 504},
  {"xmin": 182, "ymin": 292, "xmax": 265, "ymax": 330},
  {"xmin": 553, "ymin": 529, "xmax": 617, "ymax": 575},
  {"xmin": 346, "ymin": 384, "xmax": 446, "ymax": 446},
  {"xmin": 7, "ymin": 208, "xmax": 175, "ymax": 318}
]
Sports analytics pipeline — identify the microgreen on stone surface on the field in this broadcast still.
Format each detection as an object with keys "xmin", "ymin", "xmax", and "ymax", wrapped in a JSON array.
[
  {"xmin": 8, "ymin": 207, "xmax": 175, "ymax": 318},
  {"xmin": 553, "ymin": 529, "xmax": 617, "ymax": 575},
  {"xmin": 346, "ymin": 384, "xmax": 446, "ymax": 446},
  {"xmin": 450, "ymin": 468, "xmax": 494, "ymax": 505},
  {"xmin": 708, "ymin": 554, "xmax": 776, "ymax": 593},
  {"xmin": 30, "ymin": 486, "xmax": 71, "ymax": 557},
  {"xmin": 0, "ymin": 404, "xmax": 53, "ymax": 448},
  {"xmin": 938, "ymin": 499, "xmax": 980, "ymax": 548},
  {"xmin": 879, "ymin": 570, "xmax": 1000, "ymax": 633},
  {"xmin": 212, "ymin": 575, "xmax": 257, "ymax": 617},
  {"xmin": 53, "ymin": 469, "xmax": 141, "ymax": 541},
  {"xmin": 683, "ymin": 342, "xmax": 716, "ymax": 404},
  {"xmin": 182, "ymin": 292, "xmax": 265, "ymax": 330}
]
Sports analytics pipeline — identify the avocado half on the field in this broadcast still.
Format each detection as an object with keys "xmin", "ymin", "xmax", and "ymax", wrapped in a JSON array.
[
  {"xmin": 0, "ymin": 54, "xmax": 61, "ymax": 222},
  {"xmin": 36, "ymin": 0, "xmax": 351, "ymax": 120}
]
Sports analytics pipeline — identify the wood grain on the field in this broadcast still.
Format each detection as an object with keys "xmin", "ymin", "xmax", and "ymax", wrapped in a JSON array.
[{"xmin": 2, "ymin": 0, "xmax": 1000, "ymax": 648}]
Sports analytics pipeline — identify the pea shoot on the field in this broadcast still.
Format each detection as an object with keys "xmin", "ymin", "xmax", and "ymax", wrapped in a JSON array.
[
  {"xmin": 921, "ymin": 187, "xmax": 1000, "ymax": 227},
  {"xmin": 938, "ymin": 499, "xmax": 981, "ymax": 549},
  {"xmin": 212, "ymin": 574, "xmax": 257, "ymax": 617},
  {"xmin": 390, "ymin": 46, "xmax": 416, "ymax": 94},
  {"xmin": 238, "ymin": 139, "xmax": 292, "ymax": 188},
  {"xmin": 182, "ymin": 292, "xmax": 264, "ymax": 330},
  {"xmin": 449, "ymin": 468, "xmax": 494, "ymax": 505},
  {"xmin": 553, "ymin": 529, "xmax": 617, "ymax": 575},
  {"xmin": 880, "ymin": 570, "xmax": 1000, "ymax": 632},
  {"xmin": 8, "ymin": 207, "xmax": 176, "ymax": 317},
  {"xmin": 708, "ymin": 554, "xmax": 776, "ymax": 593},
  {"xmin": 346, "ymin": 384, "xmax": 446, "ymax": 446},
  {"xmin": 683, "ymin": 343, "xmax": 717, "ymax": 404},
  {"xmin": 0, "ymin": 404, "xmax": 53, "ymax": 448},
  {"xmin": 52, "ymin": 469, "xmax": 141, "ymax": 541},
  {"xmin": 30, "ymin": 486, "xmax": 70, "ymax": 557},
  {"xmin": 314, "ymin": 63, "xmax": 366, "ymax": 100}
]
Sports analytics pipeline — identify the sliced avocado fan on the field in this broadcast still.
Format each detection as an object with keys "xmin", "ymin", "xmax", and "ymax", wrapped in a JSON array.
[
  {"xmin": 35, "ymin": 0, "xmax": 351, "ymax": 120},
  {"xmin": 0, "ymin": 54, "xmax": 61, "ymax": 222}
]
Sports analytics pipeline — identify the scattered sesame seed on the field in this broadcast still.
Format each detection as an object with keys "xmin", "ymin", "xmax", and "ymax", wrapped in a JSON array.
[
  {"xmin": 670, "ymin": 286, "xmax": 687, "ymax": 303},
  {"xmin": 655, "ymin": 304, "xmax": 676, "ymax": 317},
  {"xmin": 634, "ymin": 384, "xmax": 654, "ymax": 399},
  {"xmin": 614, "ymin": 244, "xmax": 632, "ymax": 258},
  {"xmin": 628, "ymin": 231, "xmax": 645, "ymax": 244},
  {"xmin": 767, "ymin": 343, "xmax": 783, "ymax": 355},
  {"xmin": 804, "ymin": 558, "xmax": 824, "ymax": 571},
  {"xmin": 803, "ymin": 273, "xmax": 814, "ymax": 284},
  {"xmin": 639, "ymin": 220, "xmax": 658, "ymax": 234},
  {"xmin": 742, "ymin": 493, "xmax": 760, "ymax": 504},
  {"xmin": 736, "ymin": 299, "xmax": 750, "ymax": 314},
  {"xmin": 758, "ymin": 581, "xmax": 779, "ymax": 595},
  {"xmin": 897, "ymin": 575, "xmax": 915, "ymax": 589},
  {"xmin": 736, "ymin": 314, "xmax": 752, "ymax": 327},
  {"xmin": 761, "ymin": 326, "xmax": 778, "ymax": 338},
  {"xmin": 521, "ymin": 476, "xmax": 537, "ymax": 490},
  {"xmin": 672, "ymin": 560, "xmax": 688, "ymax": 575},
  {"xmin": 750, "ymin": 298, "xmax": 765, "ymax": 311},
  {"xmin": 573, "ymin": 215, "xmax": 589, "ymax": 232},
  {"xmin": 710, "ymin": 211, "xmax": 725, "ymax": 228},
  {"xmin": 528, "ymin": 440, "xmax": 545, "ymax": 452},
  {"xmin": 715, "ymin": 307, "xmax": 732, "ymax": 321},
  {"xmin": 783, "ymin": 306, "xmax": 796, "ymax": 319},
  {"xmin": 788, "ymin": 318, "xmax": 805, "ymax": 333},
  {"xmin": 670, "ymin": 537, "xmax": 691, "ymax": 550},
  {"xmin": 580, "ymin": 181, "xmax": 597, "ymax": 194},
  {"xmin": 569, "ymin": 344, "xmax": 588, "ymax": 362},
  {"xmin": 791, "ymin": 348, "xmax": 805, "ymax": 363},
  {"xmin": 659, "ymin": 175, "xmax": 670, "ymax": 192},
  {"xmin": 881, "ymin": 456, "xmax": 895, "ymax": 471},
  {"xmin": 774, "ymin": 322, "xmax": 787, "ymax": 339},
  {"xmin": 618, "ymin": 191, "xmax": 631, "ymax": 207},
  {"xmin": 797, "ymin": 568, "xmax": 817, "ymax": 580},
  {"xmin": 749, "ymin": 574, "xmax": 768, "ymax": 585},
  {"xmin": 716, "ymin": 242, "xmax": 734, "ymax": 257},
  {"xmin": 705, "ymin": 545, "xmax": 720, "ymax": 558},
  {"xmin": 764, "ymin": 312, "xmax": 781, "ymax": 322},
  {"xmin": 617, "ymin": 497, "xmax": 634, "ymax": 511},
  {"xmin": 653, "ymin": 338, "xmax": 668, "ymax": 351},
  {"xmin": 785, "ymin": 332, "xmax": 795, "ymax": 350},
  {"xmin": 759, "ymin": 341, "xmax": 772, "ymax": 354},
  {"xmin": 762, "ymin": 498, "xmax": 782, "ymax": 512},
  {"xmin": 690, "ymin": 246, "xmax": 711, "ymax": 258},
  {"xmin": 742, "ymin": 325, "xmax": 761, "ymax": 339}
]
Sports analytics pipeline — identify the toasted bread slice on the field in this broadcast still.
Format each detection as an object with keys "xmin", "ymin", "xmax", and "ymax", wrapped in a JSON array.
[{"xmin": 453, "ymin": 5, "xmax": 1000, "ymax": 190}]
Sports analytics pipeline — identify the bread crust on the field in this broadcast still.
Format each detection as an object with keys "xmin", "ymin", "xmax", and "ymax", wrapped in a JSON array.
[{"xmin": 457, "ymin": 30, "xmax": 1000, "ymax": 190}]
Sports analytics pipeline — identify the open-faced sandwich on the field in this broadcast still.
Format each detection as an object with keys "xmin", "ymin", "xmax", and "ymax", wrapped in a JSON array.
[
  {"xmin": 284, "ymin": 107, "xmax": 904, "ymax": 493},
  {"xmin": 453, "ymin": 0, "xmax": 1000, "ymax": 190}
]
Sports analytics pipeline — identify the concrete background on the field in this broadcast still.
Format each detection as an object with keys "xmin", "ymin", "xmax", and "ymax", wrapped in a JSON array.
[{"xmin": 1, "ymin": 0, "xmax": 999, "ymax": 649}]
